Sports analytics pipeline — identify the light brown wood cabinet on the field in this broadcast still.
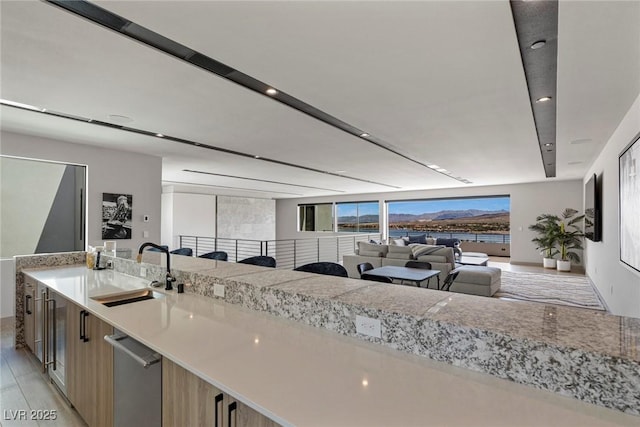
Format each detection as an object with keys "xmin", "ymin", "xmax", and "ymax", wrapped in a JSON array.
[
  {"xmin": 23, "ymin": 277, "xmax": 36, "ymax": 352},
  {"xmin": 66, "ymin": 302, "xmax": 114, "ymax": 427},
  {"xmin": 163, "ymin": 358, "xmax": 280, "ymax": 427}
]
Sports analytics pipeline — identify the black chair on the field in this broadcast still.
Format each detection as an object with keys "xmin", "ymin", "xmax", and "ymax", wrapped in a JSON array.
[
  {"xmin": 294, "ymin": 262, "xmax": 348, "ymax": 278},
  {"xmin": 238, "ymin": 256, "xmax": 276, "ymax": 268},
  {"xmin": 441, "ymin": 270, "xmax": 460, "ymax": 291},
  {"xmin": 357, "ymin": 262, "xmax": 374, "ymax": 277},
  {"xmin": 146, "ymin": 245, "xmax": 169, "ymax": 252},
  {"xmin": 361, "ymin": 274, "xmax": 393, "ymax": 283},
  {"xmin": 405, "ymin": 261, "xmax": 432, "ymax": 270},
  {"xmin": 198, "ymin": 251, "xmax": 228, "ymax": 261},
  {"xmin": 436, "ymin": 238, "xmax": 462, "ymax": 258},
  {"xmin": 170, "ymin": 247, "xmax": 193, "ymax": 256}
]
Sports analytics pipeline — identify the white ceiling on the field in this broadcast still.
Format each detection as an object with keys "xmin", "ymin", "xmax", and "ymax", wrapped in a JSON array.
[{"xmin": 1, "ymin": 1, "xmax": 639, "ymax": 199}]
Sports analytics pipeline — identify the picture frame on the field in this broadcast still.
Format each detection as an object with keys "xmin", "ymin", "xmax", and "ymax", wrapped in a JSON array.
[
  {"xmin": 102, "ymin": 193, "xmax": 132, "ymax": 240},
  {"xmin": 619, "ymin": 132, "xmax": 640, "ymax": 273}
]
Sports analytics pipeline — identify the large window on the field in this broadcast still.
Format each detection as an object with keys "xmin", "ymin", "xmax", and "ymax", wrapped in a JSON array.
[
  {"xmin": 336, "ymin": 201, "xmax": 379, "ymax": 233},
  {"xmin": 298, "ymin": 203, "xmax": 333, "ymax": 232},
  {"xmin": 387, "ymin": 196, "xmax": 510, "ymax": 242}
]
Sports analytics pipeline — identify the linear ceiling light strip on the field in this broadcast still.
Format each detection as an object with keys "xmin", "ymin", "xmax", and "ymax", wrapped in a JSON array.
[
  {"xmin": 182, "ymin": 170, "xmax": 345, "ymax": 193},
  {"xmin": 161, "ymin": 180, "xmax": 304, "ymax": 197},
  {"xmin": 44, "ymin": 0, "xmax": 467, "ymax": 184},
  {"xmin": 510, "ymin": 0, "xmax": 558, "ymax": 178},
  {"xmin": 1, "ymin": 101, "xmax": 398, "ymax": 189}
]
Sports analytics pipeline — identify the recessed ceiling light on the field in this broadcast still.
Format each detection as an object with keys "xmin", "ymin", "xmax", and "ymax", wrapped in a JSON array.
[
  {"xmin": 543, "ymin": 143, "xmax": 553, "ymax": 147},
  {"xmin": 536, "ymin": 96, "xmax": 552, "ymax": 103},
  {"xmin": 156, "ymin": 133, "xmax": 164, "ymax": 138},
  {"xmin": 427, "ymin": 164, "xmax": 440, "ymax": 169},
  {"xmin": 266, "ymin": 88, "xmax": 277, "ymax": 96},
  {"xmin": 335, "ymin": 170, "xmax": 346, "ymax": 173},
  {"xmin": 254, "ymin": 155, "xmax": 261, "ymax": 159},
  {"xmin": 530, "ymin": 40, "xmax": 546, "ymax": 49},
  {"xmin": 360, "ymin": 133, "xmax": 369, "ymax": 138},
  {"xmin": 108, "ymin": 114, "xmax": 133, "ymax": 124},
  {"xmin": 568, "ymin": 161, "xmax": 584, "ymax": 165},
  {"xmin": 436, "ymin": 168, "xmax": 447, "ymax": 173}
]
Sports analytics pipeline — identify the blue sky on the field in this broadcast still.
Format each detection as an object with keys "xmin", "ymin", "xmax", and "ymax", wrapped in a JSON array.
[
  {"xmin": 388, "ymin": 196, "xmax": 510, "ymax": 215},
  {"xmin": 336, "ymin": 197, "xmax": 510, "ymax": 217}
]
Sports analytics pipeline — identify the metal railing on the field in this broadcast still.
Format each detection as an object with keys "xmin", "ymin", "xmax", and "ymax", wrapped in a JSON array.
[
  {"xmin": 179, "ymin": 233, "xmax": 382, "ymax": 269},
  {"xmin": 388, "ymin": 230, "xmax": 510, "ymax": 244}
]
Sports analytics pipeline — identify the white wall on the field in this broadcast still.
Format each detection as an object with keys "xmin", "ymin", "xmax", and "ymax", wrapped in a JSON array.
[
  {"xmin": 1, "ymin": 131, "xmax": 162, "ymax": 251},
  {"xmin": 161, "ymin": 190, "xmax": 216, "ymax": 249},
  {"xmin": 0, "ymin": 131, "xmax": 162, "ymax": 318},
  {"xmin": 276, "ymin": 180, "xmax": 583, "ymax": 265},
  {"xmin": 584, "ymin": 93, "xmax": 640, "ymax": 318}
]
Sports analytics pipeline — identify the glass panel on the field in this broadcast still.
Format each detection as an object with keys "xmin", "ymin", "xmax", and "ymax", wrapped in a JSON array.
[
  {"xmin": 337, "ymin": 201, "xmax": 379, "ymax": 233},
  {"xmin": 387, "ymin": 196, "xmax": 510, "ymax": 242},
  {"xmin": 298, "ymin": 203, "xmax": 333, "ymax": 232}
]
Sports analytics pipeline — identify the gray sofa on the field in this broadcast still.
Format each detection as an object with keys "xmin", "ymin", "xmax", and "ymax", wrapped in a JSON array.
[
  {"xmin": 343, "ymin": 241, "xmax": 501, "ymax": 296},
  {"xmin": 343, "ymin": 242, "xmax": 457, "ymax": 283}
]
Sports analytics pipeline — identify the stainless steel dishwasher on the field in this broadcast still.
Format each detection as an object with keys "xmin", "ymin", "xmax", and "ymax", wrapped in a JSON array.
[{"xmin": 104, "ymin": 330, "xmax": 162, "ymax": 427}]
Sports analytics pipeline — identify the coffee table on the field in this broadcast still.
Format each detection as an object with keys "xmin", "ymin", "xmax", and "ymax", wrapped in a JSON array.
[
  {"xmin": 364, "ymin": 266, "xmax": 441, "ymax": 288},
  {"xmin": 458, "ymin": 256, "xmax": 490, "ymax": 266}
]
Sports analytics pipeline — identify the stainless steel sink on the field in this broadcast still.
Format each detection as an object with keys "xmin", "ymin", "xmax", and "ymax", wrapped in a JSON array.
[{"xmin": 91, "ymin": 289, "xmax": 165, "ymax": 307}]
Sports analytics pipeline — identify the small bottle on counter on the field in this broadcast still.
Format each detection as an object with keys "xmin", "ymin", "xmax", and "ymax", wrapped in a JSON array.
[
  {"xmin": 86, "ymin": 246, "xmax": 96, "ymax": 269},
  {"xmin": 94, "ymin": 246, "xmax": 105, "ymax": 270}
]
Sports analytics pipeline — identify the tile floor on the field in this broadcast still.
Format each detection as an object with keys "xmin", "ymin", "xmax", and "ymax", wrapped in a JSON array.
[{"xmin": 0, "ymin": 318, "xmax": 86, "ymax": 427}]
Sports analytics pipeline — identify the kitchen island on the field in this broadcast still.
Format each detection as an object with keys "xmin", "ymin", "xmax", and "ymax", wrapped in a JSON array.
[{"xmin": 14, "ymin": 252, "xmax": 640, "ymax": 426}]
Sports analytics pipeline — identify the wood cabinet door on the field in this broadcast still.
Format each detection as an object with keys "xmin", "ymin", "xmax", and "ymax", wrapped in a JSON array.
[
  {"xmin": 224, "ymin": 395, "xmax": 281, "ymax": 427},
  {"xmin": 65, "ymin": 303, "xmax": 113, "ymax": 427},
  {"xmin": 163, "ymin": 358, "xmax": 222, "ymax": 427},
  {"xmin": 84, "ymin": 313, "xmax": 114, "ymax": 427},
  {"xmin": 65, "ymin": 302, "xmax": 84, "ymax": 414}
]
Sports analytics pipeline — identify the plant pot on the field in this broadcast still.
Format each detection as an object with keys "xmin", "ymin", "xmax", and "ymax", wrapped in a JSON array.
[
  {"xmin": 543, "ymin": 258, "xmax": 557, "ymax": 269},
  {"xmin": 557, "ymin": 260, "xmax": 571, "ymax": 272}
]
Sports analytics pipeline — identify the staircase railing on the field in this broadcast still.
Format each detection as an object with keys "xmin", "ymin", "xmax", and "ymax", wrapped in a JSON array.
[{"xmin": 178, "ymin": 234, "xmax": 382, "ymax": 269}]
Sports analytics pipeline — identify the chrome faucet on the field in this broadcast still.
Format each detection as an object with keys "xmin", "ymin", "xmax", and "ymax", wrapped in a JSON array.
[{"xmin": 136, "ymin": 242, "xmax": 175, "ymax": 291}]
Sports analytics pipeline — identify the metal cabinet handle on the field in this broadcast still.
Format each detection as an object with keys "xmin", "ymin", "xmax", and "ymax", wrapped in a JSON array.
[
  {"xmin": 214, "ymin": 393, "xmax": 223, "ymax": 427},
  {"xmin": 79, "ymin": 310, "xmax": 85, "ymax": 341},
  {"xmin": 41, "ymin": 290, "xmax": 47, "ymax": 374},
  {"xmin": 103, "ymin": 333, "xmax": 161, "ymax": 368},
  {"xmin": 83, "ymin": 311, "xmax": 90, "ymax": 342},
  {"xmin": 25, "ymin": 294, "xmax": 32, "ymax": 315},
  {"xmin": 227, "ymin": 401, "xmax": 237, "ymax": 427},
  {"xmin": 49, "ymin": 298, "xmax": 57, "ymax": 370}
]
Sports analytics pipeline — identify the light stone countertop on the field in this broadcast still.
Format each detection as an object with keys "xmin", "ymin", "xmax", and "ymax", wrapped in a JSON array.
[{"xmin": 22, "ymin": 266, "xmax": 640, "ymax": 426}]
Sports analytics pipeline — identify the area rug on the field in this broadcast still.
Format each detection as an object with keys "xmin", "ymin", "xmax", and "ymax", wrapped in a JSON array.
[{"xmin": 494, "ymin": 270, "xmax": 606, "ymax": 311}]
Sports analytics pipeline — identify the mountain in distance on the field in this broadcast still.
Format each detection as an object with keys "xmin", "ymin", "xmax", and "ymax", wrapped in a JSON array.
[
  {"xmin": 389, "ymin": 209, "xmax": 509, "ymax": 223},
  {"xmin": 337, "ymin": 209, "xmax": 508, "ymax": 223}
]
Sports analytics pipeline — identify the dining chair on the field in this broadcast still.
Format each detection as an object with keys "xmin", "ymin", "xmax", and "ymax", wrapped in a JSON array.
[
  {"xmin": 357, "ymin": 262, "xmax": 374, "ymax": 277},
  {"xmin": 294, "ymin": 262, "xmax": 348, "ymax": 277},
  {"xmin": 441, "ymin": 270, "xmax": 460, "ymax": 291},
  {"xmin": 169, "ymin": 247, "xmax": 193, "ymax": 257},
  {"xmin": 405, "ymin": 261, "xmax": 432, "ymax": 270},
  {"xmin": 238, "ymin": 256, "xmax": 276, "ymax": 268},
  {"xmin": 361, "ymin": 274, "xmax": 393, "ymax": 283},
  {"xmin": 198, "ymin": 251, "xmax": 228, "ymax": 261}
]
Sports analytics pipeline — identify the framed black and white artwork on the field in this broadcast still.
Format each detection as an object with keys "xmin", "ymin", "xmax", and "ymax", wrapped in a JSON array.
[
  {"xmin": 102, "ymin": 193, "xmax": 132, "ymax": 240},
  {"xmin": 619, "ymin": 132, "xmax": 640, "ymax": 273}
]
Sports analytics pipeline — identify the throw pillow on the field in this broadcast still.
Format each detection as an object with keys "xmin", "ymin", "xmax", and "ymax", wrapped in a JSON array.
[
  {"xmin": 408, "ymin": 234, "xmax": 427, "ymax": 244},
  {"xmin": 409, "ymin": 244, "xmax": 442, "ymax": 258},
  {"xmin": 393, "ymin": 238, "xmax": 406, "ymax": 246},
  {"xmin": 388, "ymin": 245, "xmax": 413, "ymax": 255}
]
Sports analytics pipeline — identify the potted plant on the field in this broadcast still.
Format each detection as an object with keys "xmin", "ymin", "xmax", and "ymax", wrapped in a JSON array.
[
  {"xmin": 554, "ymin": 208, "xmax": 585, "ymax": 272},
  {"xmin": 529, "ymin": 214, "xmax": 560, "ymax": 268}
]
